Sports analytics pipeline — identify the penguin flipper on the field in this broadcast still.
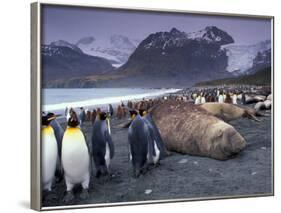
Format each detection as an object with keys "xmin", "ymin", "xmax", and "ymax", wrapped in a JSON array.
[
  {"xmin": 146, "ymin": 114, "xmax": 168, "ymax": 159},
  {"xmin": 50, "ymin": 120, "xmax": 64, "ymax": 159},
  {"xmin": 144, "ymin": 123, "xmax": 155, "ymax": 164},
  {"xmin": 105, "ymin": 130, "xmax": 114, "ymax": 159}
]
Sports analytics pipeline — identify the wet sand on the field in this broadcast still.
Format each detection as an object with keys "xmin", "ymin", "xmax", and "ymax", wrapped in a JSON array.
[{"xmin": 43, "ymin": 107, "xmax": 272, "ymax": 207}]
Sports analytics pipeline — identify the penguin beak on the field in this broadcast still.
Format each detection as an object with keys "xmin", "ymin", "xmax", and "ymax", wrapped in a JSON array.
[
  {"xmin": 47, "ymin": 115, "xmax": 56, "ymax": 121},
  {"xmin": 131, "ymin": 114, "xmax": 136, "ymax": 120}
]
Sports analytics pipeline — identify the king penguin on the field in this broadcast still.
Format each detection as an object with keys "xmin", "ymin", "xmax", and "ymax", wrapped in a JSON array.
[
  {"xmin": 108, "ymin": 104, "xmax": 114, "ymax": 117},
  {"xmin": 61, "ymin": 110, "xmax": 91, "ymax": 202},
  {"xmin": 128, "ymin": 110, "xmax": 156, "ymax": 178},
  {"xmin": 42, "ymin": 113, "xmax": 58, "ymax": 192},
  {"xmin": 91, "ymin": 112, "xmax": 114, "ymax": 177},
  {"xmin": 79, "ymin": 107, "xmax": 86, "ymax": 125},
  {"xmin": 139, "ymin": 109, "xmax": 168, "ymax": 161},
  {"xmin": 48, "ymin": 112, "xmax": 64, "ymax": 182}
]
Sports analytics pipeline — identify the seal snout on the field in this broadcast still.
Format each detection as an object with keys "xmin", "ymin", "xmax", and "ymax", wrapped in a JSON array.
[
  {"xmin": 208, "ymin": 121, "xmax": 246, "ymax": 160},
  {"xmin": 221, "ymin": 125, "xmax": 246, "ymax": 157}
]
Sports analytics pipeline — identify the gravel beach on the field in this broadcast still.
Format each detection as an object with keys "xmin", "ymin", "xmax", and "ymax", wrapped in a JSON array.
[{"xmin": 42, "ymin": 105, "xmax": 272, "ymax": 207}]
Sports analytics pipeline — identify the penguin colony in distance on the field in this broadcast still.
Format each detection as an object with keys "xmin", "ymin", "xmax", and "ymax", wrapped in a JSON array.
[{"xmin": 91, "ymin": 112, "xmax": 115, "ymax": 177}]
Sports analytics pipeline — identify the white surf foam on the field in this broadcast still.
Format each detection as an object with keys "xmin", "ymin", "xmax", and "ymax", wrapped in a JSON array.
[{"xmin": 43, "ymin": 88, "xmax": 181, "ymax": 112}]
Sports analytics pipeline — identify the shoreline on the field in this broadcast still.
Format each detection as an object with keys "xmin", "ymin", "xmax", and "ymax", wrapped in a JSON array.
[{"xmin": 43, "ymin": 88, "xmax": 182, "ymax": 115}]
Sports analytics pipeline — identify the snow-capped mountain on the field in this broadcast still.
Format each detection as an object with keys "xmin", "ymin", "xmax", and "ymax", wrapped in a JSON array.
[
  {"xmin": 142, "ymin": 26, "xmax": 234, "ymax": 50},
  {"xmin": 76, "ymin": 35, "xmax": 141, "ymax": 67},
  {"xmin": 245, "ymin": 48, "xmax": 271, "ymax": 75},
  {"xmin": 223, "ymin": 39, "xmax": 271, "ymax": 74},
  {"xmin": 41, "ymin": 44, "xmax": 114, "ymax": 86},
  {"xmin": 186, "ymin": 26, "xmax": 235, "ymax": 45},
  {"xmin": 50, "ymin": 40, "xmax": 83, "ymax": 54},
  {"xmin": 117, "ymin": 26, "xmax": 234, "ymax": 87}
]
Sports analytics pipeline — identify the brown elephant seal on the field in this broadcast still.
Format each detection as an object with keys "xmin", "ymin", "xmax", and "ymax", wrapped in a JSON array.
[
  {"xmin": 199, "ymin": 102, "xmax": 260, "ymax": 122},
  {"xmin": 150, "ymin": 101, "xmax": 246, "ymax": 160}
]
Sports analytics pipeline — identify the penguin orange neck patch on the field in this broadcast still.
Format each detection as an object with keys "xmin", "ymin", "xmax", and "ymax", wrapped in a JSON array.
[
  {"xmin": 65, "ymin": 127, "xmax": 81, "ymax": 135},
  {"xmin": 42, "ymin": 125, "xmax": 53, "ymax": 134}
]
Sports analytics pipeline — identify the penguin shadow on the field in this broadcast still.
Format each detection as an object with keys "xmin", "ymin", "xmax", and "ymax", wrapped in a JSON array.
[
  {"xmin": 94, "ymin": 168, "xmax": 123, "ymax": 185},
  {"xmin": 130, "ymin": 162, "xmax": 162, "ymax": 179}
]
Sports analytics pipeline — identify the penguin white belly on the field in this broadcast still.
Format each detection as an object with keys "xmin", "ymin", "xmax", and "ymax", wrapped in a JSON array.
[
  {"xmin": 195, "ymin": 97, "xmax": 201, "ymax": 105},
  {"xmin": 218, "ymin": 95, "xmax": 224, "ymax": 103},
  {"xmin": 42, "ymin": 126, "xmax": 58, "ymax": 190},
  {"xmin": 105, "ymin": 143, "xmax": 110, "ymax": 169},
  {"xmin": 66, "ymin": 113, "xmax": 71, "ymax": 123},
  {"xmin": 233, "ymin": 96, "xmax": 238, "ymax": 104},
  {"xmin": 62, "ymin": 128, "xmax": 90, "ymax": 184},
  {"xmin": 201, "ymin": 97, "xmax": 206, "ymax": 104},
  {"xmin": 128, "ymin": 144, "xmax": 132, "ymax": 161},
  {"xmin": 152, "ymin": 141, "xmax": 160, "ymax": 164}
]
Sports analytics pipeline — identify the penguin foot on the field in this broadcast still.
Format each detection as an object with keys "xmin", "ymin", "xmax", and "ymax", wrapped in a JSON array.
[
  {"xmin": 63, "ymin": 191, "xmax": 75, "ymax": 203},
  {"xmin": 133, "ymin": 173, "xmax": 140, "ymax": 178},
  {"xmin": 154, "ymin": 162, "xmax": 161, "ymax": 167},
  {"xmin": 55, "ymin": 175, "xmax": 64, "ymax": 183},
  {"xmin": 133, "ymin": 170, "xmax": 141, "ymax": 178},
  {"xmin": 95, "ymin": 170, "xmax": 101, "ymax": 178},
  {"xmin": 79, "ymin": 189, "xmax": 89, "ymax": 200}
]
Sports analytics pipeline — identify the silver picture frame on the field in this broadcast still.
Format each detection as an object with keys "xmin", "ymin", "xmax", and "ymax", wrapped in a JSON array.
[{"xmin": 31, "ymin": 1, "xmax": 274, "ymax": 211}]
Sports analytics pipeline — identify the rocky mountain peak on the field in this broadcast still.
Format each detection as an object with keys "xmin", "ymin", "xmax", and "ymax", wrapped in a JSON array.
[
  {"xmin": 170, "ymin": 27, "xmax": 182, "ymax": 35},
  {"xmin": 76, "ymin": 36, "xmax": 95, "ymax": 46},
  {"xmin": 50, "ymin": 40, "xmax": 83, "ymax": 54},
  {"xmin": 141, "ymin": 26, "xmax": 234, "ymax": 50}
]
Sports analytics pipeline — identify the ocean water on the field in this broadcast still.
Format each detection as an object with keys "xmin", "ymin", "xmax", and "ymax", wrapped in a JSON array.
[{"xmin": 42, "ymin": 88, "xmax": 181, "ymax": 112}]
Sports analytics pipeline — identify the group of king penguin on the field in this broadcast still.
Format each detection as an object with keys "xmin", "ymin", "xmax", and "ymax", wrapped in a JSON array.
[{"xmin": 42, "ymin": 104, "xmax": 167, "ymax": 202}]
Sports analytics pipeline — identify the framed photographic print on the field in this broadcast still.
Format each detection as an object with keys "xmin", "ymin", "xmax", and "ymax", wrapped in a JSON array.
[{"xmin": 31, "ymin": 1, "xmax": 274, "ymax": 211}]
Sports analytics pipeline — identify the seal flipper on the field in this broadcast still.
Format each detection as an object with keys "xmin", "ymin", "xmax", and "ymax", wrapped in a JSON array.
[{"xmin": 244, "ymin": 110, "xmax": 261, "ymax": 122}]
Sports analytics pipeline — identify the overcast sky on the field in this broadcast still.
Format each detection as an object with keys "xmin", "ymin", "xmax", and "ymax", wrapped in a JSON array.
[{"xmin": 42, "ymin": 5, "xmax": 272, "ymax": 45}]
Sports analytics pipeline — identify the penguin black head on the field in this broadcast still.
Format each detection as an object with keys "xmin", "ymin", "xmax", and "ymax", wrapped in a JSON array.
[
  {"xmin": 129, "ymin": 110, "xmax": 138, "ymax": 120},
  {"xmin": 68, "ymin": 110, "xmax": 80, "ymax": 127},
  {"xmin": 99, "ymin": 112, "xmax": 107, "ymax": 121},
  {"xmin": 42, "ymin": 112, "xmax": 56, "ymax": 126}
]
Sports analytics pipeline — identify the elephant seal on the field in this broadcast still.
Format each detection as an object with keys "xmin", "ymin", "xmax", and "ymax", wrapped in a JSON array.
[
  {"xmin": 264, "ymin": 100, "xmax": 271, "ymax": 109},
  {"xmin": 150, "ymin": 101, "xmax": 246, "ymax": 160},
  {"xmin": 267, "ymin": 94, "xmax": 272, "ymax": 101},
  {"xmin": 254, "ymin": 102, "xmax": 266, "ymax": 111},
  {"xmin": 199, "ymin": 102, "xmax": 260, "ymax": 122},
  {"xmin": 245, "ymin": 94, "xmax": 266, "ymax": 104}
]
